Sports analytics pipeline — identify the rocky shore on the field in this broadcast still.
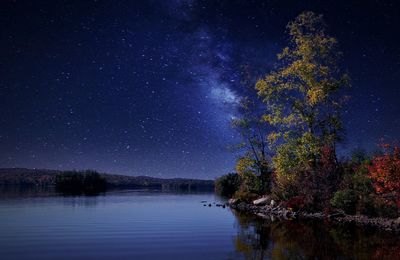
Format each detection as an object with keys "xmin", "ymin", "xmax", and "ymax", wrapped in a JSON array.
[{"xmin": 228, "ymin": 197, "xmax": 400, "ymax": 233}]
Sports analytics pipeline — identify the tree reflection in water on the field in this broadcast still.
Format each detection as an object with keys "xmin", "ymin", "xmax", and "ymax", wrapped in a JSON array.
[{"xmin": 232, "ymin": 210, "xmax": 400, "ymax": 259}]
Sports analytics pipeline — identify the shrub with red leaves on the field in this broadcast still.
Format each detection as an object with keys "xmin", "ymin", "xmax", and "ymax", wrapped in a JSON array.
[
  {"xmin": 284, "ymin": 195, "xmax": 308, "ymax": 211},
  {"xmin": 368, "ymin": 144, "xmax": 400, "ymax": 210}
]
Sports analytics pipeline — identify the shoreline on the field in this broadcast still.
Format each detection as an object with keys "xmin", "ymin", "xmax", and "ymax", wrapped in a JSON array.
[{"xmin": 229, "ymin": 200, "xmax": 400, "ymax": 233}]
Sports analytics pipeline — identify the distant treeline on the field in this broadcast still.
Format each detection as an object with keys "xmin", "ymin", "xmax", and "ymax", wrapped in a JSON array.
[
  {"xmin": 55, "ymin": 170, "xmax": 107, "ymax": 195},
  {"xmin": 0, "ymin": 168, "xmax": 214, "ymax": 193}
]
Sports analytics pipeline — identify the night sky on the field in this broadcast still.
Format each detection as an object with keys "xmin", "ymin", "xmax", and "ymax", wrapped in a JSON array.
[{"xmin": 1, "ymin": 0, "xmax": 399, "ymax": 178}]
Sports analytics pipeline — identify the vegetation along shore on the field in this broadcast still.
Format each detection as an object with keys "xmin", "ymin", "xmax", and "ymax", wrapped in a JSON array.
[{"xmin": 216, "ymin": 11, "xmax": 400, "ymax": 232}]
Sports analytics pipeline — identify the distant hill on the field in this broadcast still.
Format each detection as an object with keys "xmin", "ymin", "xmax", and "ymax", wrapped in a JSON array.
[{"xmin": 0, "ymin": 168, "xmax": 214, "ymax": 191}]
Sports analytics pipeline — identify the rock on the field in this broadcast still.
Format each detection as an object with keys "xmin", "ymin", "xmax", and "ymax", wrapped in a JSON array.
[
  {"xmin": 237, "ymin": 202, "xmax": 247, "ymax": 210},
  {"xmin": 257, "ymin": 213, "xmax": 268, "ymax": 218},
  {"xmin": 270, "ymin": 200, "xmax": 276, "ymax": 206},
  {"xmin": 253, "ymin": 196, "xmax": 270, "ymax": 206},
  {"xmin": 228, "ymin": 198, "xmax": 238, "ymax": 205},
  {"xmin": 329, "ymin": 212, "xmax": 345, "ymax": 219}
]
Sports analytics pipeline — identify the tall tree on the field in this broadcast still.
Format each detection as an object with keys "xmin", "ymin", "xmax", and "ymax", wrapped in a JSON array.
[
  {"xmin": 255, "ymin": 11, "xmax": 350, "ymax": 193},
  {"xmin": 231, "ymin": 66, "xmax": 271, "ymax": 194}
]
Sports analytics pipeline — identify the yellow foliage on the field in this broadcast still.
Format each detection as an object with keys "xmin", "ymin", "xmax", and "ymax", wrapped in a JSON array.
[
  {"xmin": 235, "ymin": 157, "xmax": 254, "ymax": 176},
  {"xmin": 308, "ymin": 88, "xmax": 324, "ymax": 105},
  {"xmin": 267, "ymin": 132, "xmax": 281, "ymax": 145}
]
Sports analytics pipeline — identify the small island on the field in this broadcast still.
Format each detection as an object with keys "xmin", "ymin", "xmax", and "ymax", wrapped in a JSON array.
[{"xmin": 55, "ymin": 170, "xmax": 107, "ymax": 194}]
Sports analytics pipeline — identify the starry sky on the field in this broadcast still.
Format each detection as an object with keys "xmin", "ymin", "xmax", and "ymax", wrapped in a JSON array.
[{"xmin": 1, "ymin": 0, "xmax": 399, "ymax": 178}]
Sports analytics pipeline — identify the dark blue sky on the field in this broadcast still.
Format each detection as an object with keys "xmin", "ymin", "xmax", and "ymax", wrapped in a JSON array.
[{"xmin": 1, "ymin": 0, "xmax": 399, "ymax": 178}]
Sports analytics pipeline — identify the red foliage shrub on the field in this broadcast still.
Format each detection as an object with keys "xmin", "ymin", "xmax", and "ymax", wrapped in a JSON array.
[
  {"xmin": 320, "ymin": 145, "xmax": 337, "ymax": 174},
  {"xmin": 284, "ymin": 195, "xmax": 308, "ymax": 211},
  {"xmin": 274, "ymin": 145, "xmax": 341, "ymax": 212},
  {"xmin": 368, "ymin": 144, "xmax": 400, "ymax": 209},
  {"xmin": 297, "ymin": 145, "xmax": 340, "ymax": 211}
]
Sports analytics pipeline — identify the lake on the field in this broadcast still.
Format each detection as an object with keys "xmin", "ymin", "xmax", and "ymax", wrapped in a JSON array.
[{"xmin": 0, "ymin": 187, "xmax": 399, "ymax": 259}]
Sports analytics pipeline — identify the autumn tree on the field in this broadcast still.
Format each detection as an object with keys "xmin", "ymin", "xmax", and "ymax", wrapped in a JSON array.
[
  {"xmin": 232, "ymin": 97, "xmax": 269, "ymax": 172},
  {"xmin": 231, "ymin": 66, "xmax": 271, "ymax": 195},
  {"xmin": 368, "ymin": 144, "xmax": 400, "ymax": 211},
  {"xmin": 256, "ymin": 11, "xmax": 350, "ymax": 198}
]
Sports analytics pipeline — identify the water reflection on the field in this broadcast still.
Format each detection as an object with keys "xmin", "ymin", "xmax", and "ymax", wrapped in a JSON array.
[
  {"xmin": 232, "ymin": 210, "xmax": 400, "ymax": 259},
  {"xmin": 0, "ymin": 185, "xmax": 216, "ymax": 199},
  {"xmin": 60, "ymin": 195, "xmax": 105, "ymax": 208},
  {"xmin": 0, "ymin": 188, "xmax": 398, "ymax": 259},
  {"xmin": 0, "ymin": 185, "xmax": 56, "ymax": 198}
]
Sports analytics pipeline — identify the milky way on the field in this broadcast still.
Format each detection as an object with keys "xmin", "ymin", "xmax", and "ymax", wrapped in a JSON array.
[{"xmin": 1, "ymin": 0, "xmax": 399, "ymax": 178}]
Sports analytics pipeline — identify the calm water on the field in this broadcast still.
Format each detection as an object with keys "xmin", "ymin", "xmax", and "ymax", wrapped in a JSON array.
[{"xmin": 0, "ymin": 187, "xmax": 399, "ymax": 260}]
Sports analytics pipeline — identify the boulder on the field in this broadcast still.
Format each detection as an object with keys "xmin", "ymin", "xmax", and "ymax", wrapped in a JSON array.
[
  {"xmin": 228, "ymin": 198, "xmax": 238, "ymax": 205},
  {"xmin": 329, "ymin": 212, "xmax": 345, "ymax": 219},
  {"xmin": 253, "ymin": 196, "xmax": 270, "ymax": 206},
  {"xmin": 281, "ymin": 209, "xmax": 290, "ymax": 219}
]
